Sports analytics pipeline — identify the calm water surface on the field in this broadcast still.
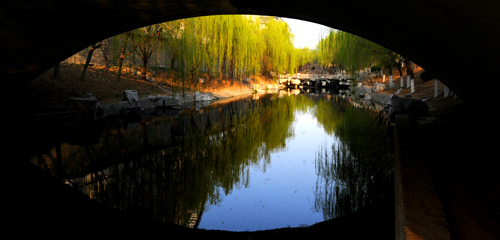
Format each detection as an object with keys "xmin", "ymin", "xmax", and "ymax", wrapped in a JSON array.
[
  {"xmin": 30, "ymin": 92, "xmax": 393, "ymax": 232},
  {"xmin": 198, "ymin": 108, "xmax": 334, "ymax": 230}
]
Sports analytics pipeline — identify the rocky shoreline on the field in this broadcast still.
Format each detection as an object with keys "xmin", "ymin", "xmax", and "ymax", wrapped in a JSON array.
[{"xmin": 64, "ymin": 86, "xmax": 256, "ymax": 121}]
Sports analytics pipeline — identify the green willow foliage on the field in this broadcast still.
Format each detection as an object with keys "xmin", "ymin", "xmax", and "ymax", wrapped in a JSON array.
[
  {"xmin": 107, "ymin": 15, "xmax": 309, "ymax": 85},
  {"xmin": 103, "ymin": 15, "xmax": 328, "ymax": 87},
  {"xmin": 317, "ymin": 29, "xmax": 400, "ymax": 74},
  {"xmin": 176, "ymin": 15, "xmax": 302, "ymax": 81}
]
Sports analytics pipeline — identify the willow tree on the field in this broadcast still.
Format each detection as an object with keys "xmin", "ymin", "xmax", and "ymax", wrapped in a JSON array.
[
  {"xmin": 295, "ymin": 47, "xmax": 318, "ymax": 72},
  {"xmin": 161, "ymin": 20, "xmax": 184, "ymax": 82},
  {"xmin": 131, "ymin": 15, "xmax": 302, "ymax": 89},
  {"xmin": 231, "ymin": 15, "xmax": 265, "ymax": 79},
  {"xmin": 260, "ymin": 17, "xmax": 296, "ymax": 76},
  {"xmin": 181, "ymin": 17, "xmax": 205, "ymax": 83},
  {"xmin": 318, "ymin": 29, "xmax": 401, "ymax": 76},
  {"xmin": 174, "ymin": 15, "xmax": 295, "ymax": 83}
]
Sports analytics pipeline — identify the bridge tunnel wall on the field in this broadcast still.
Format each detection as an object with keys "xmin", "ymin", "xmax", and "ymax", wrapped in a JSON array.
[{"xmin": 2, "ymin": 0, "xmax": 500, "ymax": 103}]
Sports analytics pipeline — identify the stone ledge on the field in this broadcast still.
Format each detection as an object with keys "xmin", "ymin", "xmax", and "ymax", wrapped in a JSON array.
[{"xmin": 394, "ymin": 114, "xmax": 450, "ymax": 240}]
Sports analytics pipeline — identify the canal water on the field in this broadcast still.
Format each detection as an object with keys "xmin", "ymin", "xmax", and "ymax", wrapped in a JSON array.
[{"xmin": 29, "ymin": 92, "xmax": 393, "ymax": 232}]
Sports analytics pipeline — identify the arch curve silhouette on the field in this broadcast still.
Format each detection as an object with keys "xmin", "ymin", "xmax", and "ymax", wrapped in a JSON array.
[{"xmin": 1, "ymin": 0, "xmax": 499, "ymax": 102}]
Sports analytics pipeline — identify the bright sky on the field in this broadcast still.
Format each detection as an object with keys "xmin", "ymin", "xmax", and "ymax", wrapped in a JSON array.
[{"xmin": 281, "ymin": 17, "xmax": 330, "ymax": 49}]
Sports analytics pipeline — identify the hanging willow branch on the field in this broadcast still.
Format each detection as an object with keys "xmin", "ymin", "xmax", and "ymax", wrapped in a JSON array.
[
  {"xmin": 104, "ymin": 15, "xmax": 304, "ymax": 90},
  {"xmin": 317, "ymin": 29, "xmax": 406, "ymax": 74}
]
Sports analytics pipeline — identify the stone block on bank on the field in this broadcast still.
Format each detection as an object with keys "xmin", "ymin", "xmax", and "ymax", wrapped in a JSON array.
[
  {"xmin": 138, "ymin": 97, "xmax": 156, "ymax": 110},
  {"xmin": 357, "ymin": 85, "xmax": 374, "ymax": 97},
  {"xmin": 195, "ymin": 91, "xmax": 212, "ymax": 102},
  {"xmin": 123, "ymin": 90, "xmax": 139, "ymax": 106},
  {"xmin": 374, "ymin": 83, "xmax": 386, "ymax": 93},
  {"xmin": 120, "ymin": 105, "xmax": 143, "ymax": 116},
  {"xmin": 64, "ymin": 94, "xmax": 104, "ymax": 120},
  {"xmin": 386, "ymin": 94, "xmax": 428, "ymax": 122},
  {"xmin": 366, "ymin": 93, "xmax": 391, "ymax": 105},
  {"xmin": 142, "ymin": 95, "xmax": 183, "ymax": 108},
  {"xmin": 364, "ymin": 93, "xmax": 373, "ymax": 101},
  {"xmin": 164, "ymin": 96, "xmax": 182, "ymax": 107},
  {"xmin": 147, "ymin": 96, "xmax": 164, "ymax": 108},
  {"xmin": 101, "ymin": 101, "xmax": 129, "ymax": 118}
]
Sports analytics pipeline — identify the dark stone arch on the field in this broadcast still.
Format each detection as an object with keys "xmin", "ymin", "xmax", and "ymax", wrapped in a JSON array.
[{"xmin": 1, "ymin": 0, "xmax": 499, "ymax": 103}]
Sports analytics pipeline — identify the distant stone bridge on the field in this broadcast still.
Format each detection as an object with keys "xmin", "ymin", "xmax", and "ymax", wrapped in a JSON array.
[{"xmin": 1, "ymin": 0, "xmax": 499, "ymax": 103}]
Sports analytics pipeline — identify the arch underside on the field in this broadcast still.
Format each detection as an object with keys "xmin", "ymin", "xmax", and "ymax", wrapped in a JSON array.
[{"xmin": 1, "ymin": 0, "xmax": 499, "ymax": 102}]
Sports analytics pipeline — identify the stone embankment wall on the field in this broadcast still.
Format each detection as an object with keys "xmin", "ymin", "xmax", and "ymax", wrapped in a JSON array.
[
  {"xmin": 30, "ymin": 98, "xmax": 253, "ymax": 177},
  {"xmin": 1, "ymin": 86, "xmax": 255, "ymax": 136},
  {"xmin": 73, "ymin": 87, "xmax": 254, "ymax": 121}
]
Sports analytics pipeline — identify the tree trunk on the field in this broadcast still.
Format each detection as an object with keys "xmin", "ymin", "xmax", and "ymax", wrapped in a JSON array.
[
  {"xmin": 229, "ymin": 58, "xmax": 235, "ymax": 84},
  {"xmin": 205, "ymin": 71, "xmax": 210, "ymax": 83},
  {"xmin": 116, "ymin": 37, "xmax": 129, "ymax": 82},
  {"xmin": 142, "ymin": 58, "xmax": 148, "ymax": 81},
  {"xmin": 81, "ymin": 42, "xmax": 102, "ymax": 81},
  {"xmin": 219, "ymin": 52, "xmax": 226, "ymax": 81},
  {"xmin": 170, "ymin": 56, "xmax": 175, "ymax": 81},
  {"xmin": 100, "ymin": 39, "xmax": 110, "ymax": 70},
  {"xmin": 396, "ymin": 58, "xmax": 403, "ymax": 78},
  {"xmin": 116, "ymin": 56, "xmax": 125, "ymax": 82},
  {"xmin": 190, "ymin": 68, "xmax": 196, "ymax": 83},
  {"xmin": 405, "ymin": 58, "xmax": 415, "ymax": 79},
  {"xmin": 116, "ymin": 31, "xmax": 143, "ymax": 82}
]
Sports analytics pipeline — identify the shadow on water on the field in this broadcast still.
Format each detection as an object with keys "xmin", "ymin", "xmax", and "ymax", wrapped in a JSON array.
[{"xmin": 4, "ymin": 93, "xmax": 395, "ymax": 239}]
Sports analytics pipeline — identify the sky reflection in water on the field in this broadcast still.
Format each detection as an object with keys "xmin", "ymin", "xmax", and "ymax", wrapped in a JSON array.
[{"xmin": 198, "ymin": 109, "xmax": 337, "ymax": 231}]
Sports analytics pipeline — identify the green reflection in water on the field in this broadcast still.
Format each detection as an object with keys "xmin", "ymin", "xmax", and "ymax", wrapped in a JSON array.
[
  {"xmin": 57, "ymin": 94, "xmax": 307, "ymax": 227},
  {"xmin": 29, "ymin": 94, "xmax": 392, "ymax": 228},
  {"xmin": 313, "ymin": 96, "xmax": 393, "ymax": 220}
]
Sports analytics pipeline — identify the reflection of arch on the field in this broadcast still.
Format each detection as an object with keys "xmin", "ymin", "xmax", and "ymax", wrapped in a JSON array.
[{"xmin": 1, "ymin": 0, "xmax": 500, "ymax": 103}]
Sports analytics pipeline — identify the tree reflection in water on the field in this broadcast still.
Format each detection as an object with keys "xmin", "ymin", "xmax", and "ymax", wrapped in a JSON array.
[
  {"xmin": 313, "ymin": 97, "xmax": 393, "ymax": 220},
  {"xmin": 29, "ymin": 94, "xmax": 393, "ymax": 228},
  {"xmin": 34, "ymin": 94, "xmax": 300, "ymax": 227}
]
